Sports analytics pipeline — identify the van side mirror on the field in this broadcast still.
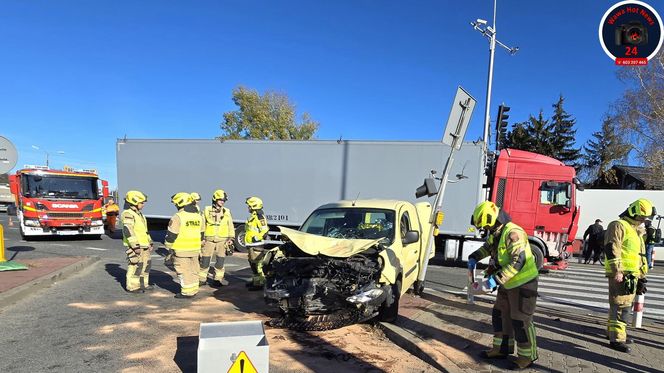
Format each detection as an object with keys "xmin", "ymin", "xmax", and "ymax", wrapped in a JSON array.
[
  {"xmin": 415, "ymin": 178, "xmax": 437, "ymax": 198},
  {"xmin": 656, "ymin": 228, "xmax": 662, "ymax": 244},
  {"xmin": 402, "ymin": 230, "xmax": 420, "ymax": 245}
]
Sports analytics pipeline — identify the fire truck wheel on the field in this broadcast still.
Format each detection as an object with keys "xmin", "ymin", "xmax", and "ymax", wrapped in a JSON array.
[
  {"xmin": 234, "ymin": 224, "xmax": 248, "ymax": 253},
  {"xmin": 530, "ymin": 243, "xmax": 544, "ymax": 270}
]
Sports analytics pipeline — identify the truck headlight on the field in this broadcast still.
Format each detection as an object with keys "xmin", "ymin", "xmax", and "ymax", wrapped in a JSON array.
[
  {"xmin": 91, "ymin": 220, "xmax": 103, "ymax": 226},
  {"xmin": 24, "ymin": 219, "xmax": 40, "ymax": 227},
  {"xmin": 346, "ymin": 288, "xmax": 384, "ymax": 304}
]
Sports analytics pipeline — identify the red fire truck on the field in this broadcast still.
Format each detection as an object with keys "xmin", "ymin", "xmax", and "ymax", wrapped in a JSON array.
[{"xmin": 9, "ymin": 166, "xmax": 109, "ymax": 238}]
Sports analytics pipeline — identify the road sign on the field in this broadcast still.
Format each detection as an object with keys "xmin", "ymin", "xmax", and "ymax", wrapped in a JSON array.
[
  {"xmin": 442, "ymin": 86, "xmax": 476, "ymax": 150},
  {"xmin": 0, "ymin": 136, "xmax": 18, "ymax": 174},
  {"xmin": 227, "ymin": 351, "xmax": 258, "ymax": 373}
]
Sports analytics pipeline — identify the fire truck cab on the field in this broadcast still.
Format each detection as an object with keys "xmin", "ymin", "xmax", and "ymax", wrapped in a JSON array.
[{"xmin": 9, "ymin": 165, "xmax": 109, "ymax": 238}]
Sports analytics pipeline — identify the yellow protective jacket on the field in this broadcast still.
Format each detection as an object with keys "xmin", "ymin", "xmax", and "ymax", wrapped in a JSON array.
[
  {"xmin": 604, "ymin": 218, "xmax": 647, "ymax": 277},
  {"xmin": 203, "ymin": 206, "xmax": 234, "ymax": 242},
  {"xmin": 245, "ymin": 211, "xmax": 268, "ymax": 245},
  {"xmin": 469, "ymin": 222, "xmax": 539, "ymax": 289},
  {"xmin": 165, "ymin": 209, "xmax": 203, "ymax": 256},
  {"xmin": 121, "ymin": 207, "xmax": 152, "ymax": 248}
]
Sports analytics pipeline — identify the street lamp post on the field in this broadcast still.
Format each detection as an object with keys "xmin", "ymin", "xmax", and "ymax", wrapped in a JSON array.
[
  {"xmin": 31, "ymin": 145, "xmax": 65, "ymax": 168},
  {"xmin": 470, "ymin": 0, "xmax": 519, "ymax": 164}
]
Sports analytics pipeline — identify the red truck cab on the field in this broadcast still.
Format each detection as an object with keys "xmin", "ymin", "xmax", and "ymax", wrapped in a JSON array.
[
  {"xmin": 9, "ymin": 166, "xmax": 109, "ymax": 238},
  {"xmin": 490, "ymin": 149, "xmax": 580, "ymax": 259}
]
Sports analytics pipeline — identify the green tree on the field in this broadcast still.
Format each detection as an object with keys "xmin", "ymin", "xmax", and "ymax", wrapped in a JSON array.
[
  {"xmin": 505, "ymin": 122, "xmax": 531, "ymax": 150},
  {"xmin": 507, "ymin": 111, "xmax": 555, "ymax": 155},
  {"xmin": 581, "ymin": 115, "xmax": 632, "ymax": 187},
  {"xmin": 549, "ymin": 95, "xmax": 581, "ymax": 166},
  {"xmin": 219, "ymin": 86, "xmax": 319, "ymax": 140}
]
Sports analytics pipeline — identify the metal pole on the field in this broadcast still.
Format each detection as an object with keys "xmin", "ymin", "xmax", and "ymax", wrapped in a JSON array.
[
  {"xmin": 46, "ymin": 152, "xmax": 49, "ymax": 168},
  {"xmin": 482, "ymin": 0, "xmax": 497, "ymax": 157},
  {"xmin": 417, "ymin": 98, "xmax": 471, "ymax": 284}
]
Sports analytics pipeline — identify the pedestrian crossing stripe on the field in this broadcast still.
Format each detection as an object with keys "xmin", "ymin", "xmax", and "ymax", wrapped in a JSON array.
[{"xmin": 227, "ymin": 351, "xmax": 258, "ymax": 373}]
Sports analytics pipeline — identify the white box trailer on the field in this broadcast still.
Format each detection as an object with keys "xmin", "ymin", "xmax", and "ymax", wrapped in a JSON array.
[
  {"xmin": 575, "ymin": 189, "xmax": 664, "ymax": 238},
  {"xmin": 116, "ymin": 139, "xmax": 485, "ymax": 248}
]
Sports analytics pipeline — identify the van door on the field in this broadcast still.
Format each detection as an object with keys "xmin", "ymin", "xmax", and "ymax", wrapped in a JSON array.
[{"xmin": 399, "ymin": 204, "xmax": 421, "ymax": 287}]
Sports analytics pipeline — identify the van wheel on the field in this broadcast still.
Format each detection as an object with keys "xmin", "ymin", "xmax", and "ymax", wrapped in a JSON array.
[
  {"xmin": 379, "ymin": 279, "xmax": 401, "ymax": 323},
  {"xmin": 234, "ymin": 224, "xmax": 248, "ymax": 253}
]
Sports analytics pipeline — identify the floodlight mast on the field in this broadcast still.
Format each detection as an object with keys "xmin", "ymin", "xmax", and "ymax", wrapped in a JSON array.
[{"xmin": 470, "ymin": 0, "xmax": 518, "ymax": 166}]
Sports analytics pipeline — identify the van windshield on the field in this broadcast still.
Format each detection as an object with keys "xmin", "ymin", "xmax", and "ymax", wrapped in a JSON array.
[
  {"xmin": 22, "ymin": 174, "xmax": 99, "ymax": 200},
  {"xmin": 300, "ymin": 208, "xmax": 395, "ymax": 244}
]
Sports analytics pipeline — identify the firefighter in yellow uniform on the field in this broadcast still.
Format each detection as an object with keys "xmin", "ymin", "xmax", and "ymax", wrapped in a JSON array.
[
  {"xmin": 604, "ymin": 198, "xmax": 654, "ymax": 353},
  {"xmin": 245, "ymin": 196, "xmax": 269, "ymax": 290},
  {"xmin": 164, "ymin": 192, "xmax": 204, "ymax": 299},
  {"xmin": 191, "ymin": 192, "xmax": 202, "ymax": 213},
  {"xmin": 199, "ymin": 189, "xmax": 234, "ymax": 287},
  {"xmin": 121, "ymin": 190, "xmax": 153, "ymax": 294},
  {"xmin": 468, "ymin": 201, "xmax": 539, "ymax": 370}
]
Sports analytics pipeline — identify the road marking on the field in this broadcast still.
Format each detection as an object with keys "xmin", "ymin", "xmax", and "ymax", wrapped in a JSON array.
[
  {"xmin": 51, "ymin": 244, "xmax": 70, "ymax": 247},
  {"xmin": 540, "ymin": 276, "xmax": 664, "ymax": 294},
  {"xmin": 563, "ymin": 266, "xmax": 664, "ymax": 280},
  {"xmin": 84, "ymin": 247, "xmax": 107, "ymax": 251},
  {"xmin": 436, "ymin": 287, "xmax": 664, "ymax": 319},
  {"xmin": 538, "ymin": 287, "xmax": 664, "ymax": 305}
]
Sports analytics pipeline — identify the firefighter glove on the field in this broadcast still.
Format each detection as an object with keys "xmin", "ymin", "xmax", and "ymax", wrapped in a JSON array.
[
  {"xmin": 467, "ymin": 257, "xmax": 477, "ymax": 271},
  {"xmin": 225, "ymin": 241, "xmax": 235, "ymax": 256},
  {"xmin": 636, "ymin": 278, "xmax": 647, "ymax": 295}
]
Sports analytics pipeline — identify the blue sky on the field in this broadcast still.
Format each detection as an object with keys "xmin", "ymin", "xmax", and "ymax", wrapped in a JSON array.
[{"xmin": 0, "ymin": 1, "xmax": 653, "ymax": 188}]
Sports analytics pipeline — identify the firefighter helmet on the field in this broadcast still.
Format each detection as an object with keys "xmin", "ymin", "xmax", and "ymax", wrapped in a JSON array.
[
  {"xmin": 213, "ymin": 189, "xmax": 228, "ymax": 202},
  {"xmin": 125, "ymin": 190, "xmax": 147, "ymax": 206},
  {"xmin": 246, "ymin": 196, "xmax": 263, "ymax": 210},
  {"xmin": 471, "ymin": 201, "xmax": 500, "ymax": 229},
  {"xmin": 627, "ymin": 198, "xmax": 656, "ymax": 218},
  {"xmin": 190, "ymin": 192, "xmax": 201, "ymax": 202},
  {"xmin": 171, "ymin": 192, "xmax": 193, "ymax": 208}
]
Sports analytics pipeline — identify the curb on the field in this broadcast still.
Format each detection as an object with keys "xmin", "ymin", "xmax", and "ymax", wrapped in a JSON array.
[
  {"xmin": 0, "ymin": 256, "xmax": 100, "ymax": 310},
  {"xmin": 378, "ymin": 319, "xmax": 464, "ymax": 373}
]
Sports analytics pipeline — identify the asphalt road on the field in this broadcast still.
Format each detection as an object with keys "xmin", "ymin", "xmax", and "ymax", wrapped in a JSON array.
[{"xmin": 2, "ymin": 212, "xmax": 662, "ymax": 372}]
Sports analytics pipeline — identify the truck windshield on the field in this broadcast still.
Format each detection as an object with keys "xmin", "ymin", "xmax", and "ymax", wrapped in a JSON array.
[
  {"xmin": 300, "ymin": 208, "xmax": 395, "ymax": 244},
  {"xmin": 21, "ymin": 174, "xmax": 99, "ymax": 200},
  {"xmin": 540, "ymin": 182, "xmax": 571, "ymax": 206}
]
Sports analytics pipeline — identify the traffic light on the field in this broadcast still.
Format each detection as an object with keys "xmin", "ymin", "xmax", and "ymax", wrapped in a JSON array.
[{"xmin": 495, "ymin": 104, "xmax": 510, "ymax": 150}]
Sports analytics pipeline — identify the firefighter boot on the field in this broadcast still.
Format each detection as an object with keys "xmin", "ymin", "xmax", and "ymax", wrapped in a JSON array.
[
  {"xmin": 511, "ymin": 356, "xmax": 536, "ymax": 370},
  {"xmin": 610, "ymin": 342, "xmax": 631, "ymax": 353},
  {"xmin": 479, "ymin": 347, "xmax": 508, "ymax": 359}
]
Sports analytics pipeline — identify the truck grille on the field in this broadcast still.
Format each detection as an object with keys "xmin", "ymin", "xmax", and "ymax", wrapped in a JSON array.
[{"xmin": 47, "ymin": 212, "xmax": 85, "ymax": 219}]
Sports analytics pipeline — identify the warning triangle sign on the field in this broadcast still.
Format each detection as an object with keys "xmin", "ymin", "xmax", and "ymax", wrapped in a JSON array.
[{"xmin": 227, "ymin": 351, "xmax": 259, "ymax": 373}]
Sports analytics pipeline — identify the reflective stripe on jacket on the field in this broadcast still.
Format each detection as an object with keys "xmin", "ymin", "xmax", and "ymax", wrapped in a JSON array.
[{"xmin": 496, "ymin": 222, "xmax": 539, "ymax": 289}]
